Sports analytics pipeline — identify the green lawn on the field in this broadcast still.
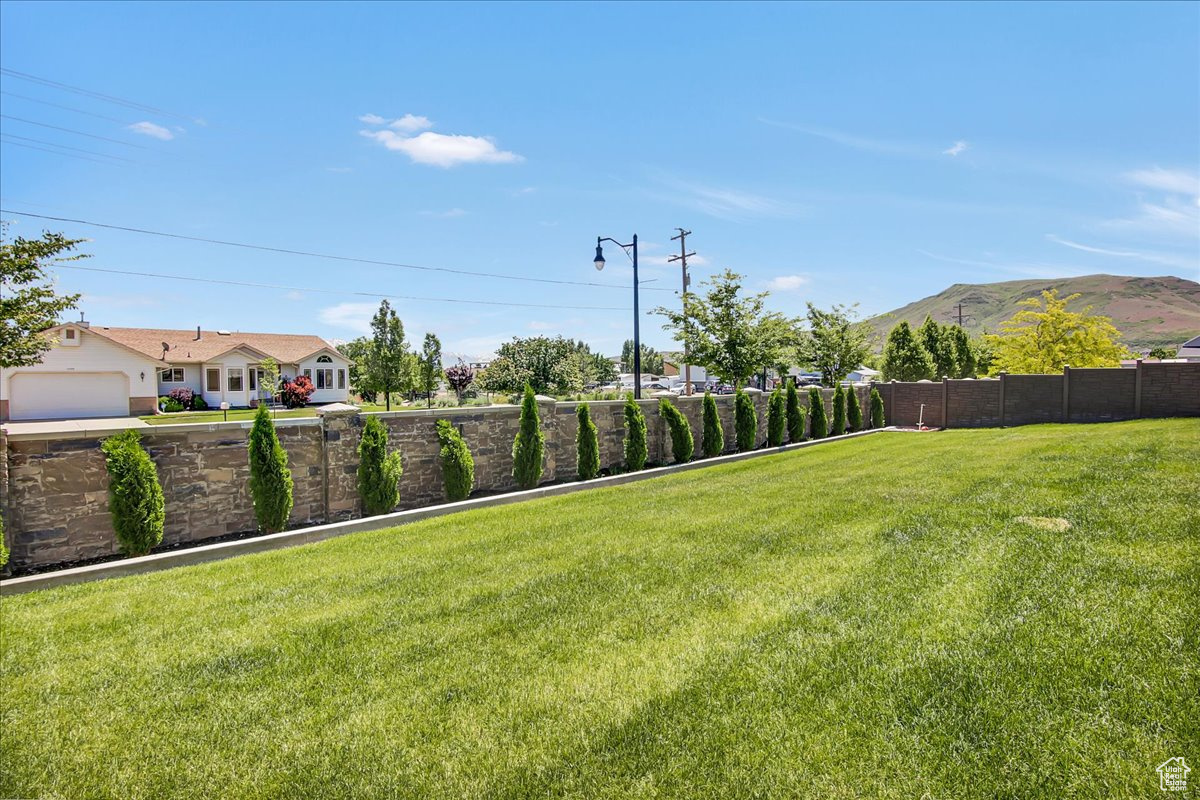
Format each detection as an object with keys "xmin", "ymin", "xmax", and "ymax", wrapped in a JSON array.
[
  {"xmin": 2, "ymin": 420, "xmax": 1197, "ymax": 799},
  {"xmin": 139, "ymin": 404, "xmax": 390, "ymax": 425}
]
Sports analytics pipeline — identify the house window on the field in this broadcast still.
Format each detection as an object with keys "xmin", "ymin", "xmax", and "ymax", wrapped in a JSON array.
[
  {"xmin": 337, "ymin": 369, "xmax": 346, "ymax": 389},
  {"xmin": 316, "ymin": 368, "xmax": 333, "ymax": 390},
  {"xmin": 228, "ymin": 368, "xmax": 244, "ymax": 392},
  {"xmin": 249, "ymin": 369, "xmax": 257, "ymax": 390},
  {"xmin": 65, "ymin": 329, "xmax": 76, "ymax": 340},
  {"xmin": 303, "ymin": 369, "xmax": 312, "ymax": 379},
  {"xmin": 206, "ymin": 368, "xmax": 221, "ymax": 392},
  {"xmin": 316, "ymin": 355, "xmax": 333, "ymax": 363},
  {"xmin": 160, "ymin": 367, "xmax": 185, "ymax": 383}
]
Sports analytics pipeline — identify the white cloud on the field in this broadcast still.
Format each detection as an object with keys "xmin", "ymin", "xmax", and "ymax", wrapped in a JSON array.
[
  {"xmin": 1124, "ymin": 167, "xmax": 1200, "ymax": 196},
  {"xmin": 767, "ymin": 275, "xmax": 809, "ymax": 291},
  {"xmin": 362, "ymin": 129, "xmax": 522, "ymax": 168},
  {"xmin": 318, "ymin": 302, "xmax": 380, "ymax": 334},
  {"xmin": 325, "ymin": 166, "xmax": 353, "ymax": 173},
  {"xmin": 284, "ymin": 290, "xmax": 305, "ymax": 301},
  {"xmin": 653, "ymin": 175, "xmax": 795, "ymax": 220},
  {"xmin": 943, "ymin": 140, "xmax": 969, "ymax": 157},
  {"xmin": 420, "ymin": 208, "xmax": 467, "ymax": 218},
  {"xmin": 358, "ymin": 113, "xmax": 387, "ymax": 125},
  {"xmin": 1045, "ymin": 234, "xmax": 1197, "ymax": 270},
  {"xmin": 389, "ymin": 114, "xmax": 433, "ymax": 132},
  {"xmin": 127, "ymin": 121, "xmax": 174, "ymax": 141},
  {"xmin": 528, "ymin": 320, "xmax": 554, "ymax": 330}
]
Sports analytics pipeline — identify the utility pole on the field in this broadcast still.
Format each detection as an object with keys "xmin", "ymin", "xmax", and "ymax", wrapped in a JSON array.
[
  {"xmin": 668, "ymin": 228, "xmax": 695, "ymax": 395},
  {"xmin": 947, "ymin": 302, "xmax": 973, "ymax": 328}
]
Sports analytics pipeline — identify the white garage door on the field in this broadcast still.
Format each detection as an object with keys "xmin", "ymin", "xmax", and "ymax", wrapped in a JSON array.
[{"xmin": 9, "ymin": 372, "xmax": 130, "ymax": 420}]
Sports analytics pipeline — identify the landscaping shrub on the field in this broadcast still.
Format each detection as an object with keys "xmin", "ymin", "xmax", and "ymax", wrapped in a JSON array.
[
  {"xmin": 512, "ymin": 384, "xmax": 544, "ymax": 489},
  {"xmin": 847, "ymin": 387, "xmax": 863, "ymax": 432},
  {"xmin": 831, "ymin": 385, "xmax": 846, "ymax": 436},
  {"xmin": 247, "ymin": 403, "xmax": 293, "ymax": 533},
  {"xmin": 767, "ymin": 388, "xmax": 785, "ymax": 446},
  {"xmin": 158, "ymin": 396, "xmax": 184, "ymax": 413},
  {"xmin": 192, "ymin": 396, "xmax": 208, "ymax": 411},
  {"xmin": 576, "ymin": 402, "xmax": 600, "ymax": 480},
  {"xmin": 659, "ymin": 397, "xmax": 694, "ymax": 464},
  {"xmin": 100, "ymin": 429, "xmax": 165, "ymax": 556},
  {"xmin": 702, "ymin": 391, "xmax": 724, "ymax": 457},
  {"xmin": 0, "ymin": 511, "xmax": 8, "ymax": 569},
  {"xmin": 870, "ymin": 388, "xmax": 886, "ymax": 428},
  {"xmin": 357, "ymin": 415, "xmax": 402, "ymax": 515},
  {"xmin": 167, "ymin": 387, "xmax": 195, "ymax": 409},
  {"xmin": 280, "ymin": 375, "xmax": 315, "ymax": 408},
  {"xmin": 785, "ymin": 380, "xmax": 805, "ymax": 442},
  {"xmin": 623, "ymin": 394, "xmax": 648, "ymax": 471},
  {"xmin": 435, "ymin": 419, "xmax": 474, "ymax": 501},
  {"xmin": 734, "ymin": 389, "xmax": 757, "ymax": 452},
  {"xmin": 809, "ymin": 387, "xmax": 828, "ymax": 439}
]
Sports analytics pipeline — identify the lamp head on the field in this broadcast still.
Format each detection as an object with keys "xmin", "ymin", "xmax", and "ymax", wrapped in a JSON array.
[{"xmin": 593, "ymin": 240, "xmax": 606, "ymax": 271}]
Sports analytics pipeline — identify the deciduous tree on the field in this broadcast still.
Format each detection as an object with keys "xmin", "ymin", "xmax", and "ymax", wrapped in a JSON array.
[
  {"xmin": 1, "ymin": 227, "xmax": 84, "ymax": 368},
  {"xmin": 803, "ymin": 303, "xmax": 870, "ymax": 386},
  {"xmin": 364, "ymin": 300, "xmax": 409, "ymax": 411},
  {"xmin": 420, "ymin": 333, "xmax": 443, "ymax": 407},
  {"xmin": 986, "ymin": 289, "xmax": 1130, "ymax": 374}
]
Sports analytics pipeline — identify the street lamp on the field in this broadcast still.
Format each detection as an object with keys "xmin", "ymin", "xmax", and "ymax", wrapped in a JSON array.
[{"xmin": 592, "ymin": 234, "xmax": 641, "ymax": 399}]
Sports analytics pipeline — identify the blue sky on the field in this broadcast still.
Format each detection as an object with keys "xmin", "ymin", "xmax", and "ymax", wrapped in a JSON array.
[{"xmin": 2, "ymin": 1, "xmax": 1197, "ymax": 360}]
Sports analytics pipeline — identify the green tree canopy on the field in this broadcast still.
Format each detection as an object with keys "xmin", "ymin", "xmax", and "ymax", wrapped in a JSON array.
[
  {"xmin": 419, "ymin": 333, "xmax": 443, "ymax": 407},
  {"xmin": 986, "ymin": 289, "xmax": 1130, "ymax": 374},
  {"xmin": 882, "ymin": 321, "xmax": 934, "ymax": 382},
  {"xmin": 802, "ymin": 303, "xmax": 870, "ymax": 386},
  {"xmin": 363, "ymin": 300, "xmax": 410, "ymax": 410},
  {"xmin": 1, "ymin": 228, "xmax": 84, "ymax": 368},
  {"xmin": 621, "ymin": 339, "xmax": 665, "ymax": 374},
  {"xmin": 476, "ymin": 336, "xmax": 590, "ymax": 395}
]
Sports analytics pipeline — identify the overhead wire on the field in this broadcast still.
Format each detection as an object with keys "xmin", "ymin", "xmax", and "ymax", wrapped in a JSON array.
[{"xmin": 0, "ymin": 67, "xmax": 197, "ymax": 123}]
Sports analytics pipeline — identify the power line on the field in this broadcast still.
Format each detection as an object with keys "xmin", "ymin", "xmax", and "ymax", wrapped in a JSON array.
[
  {"xmin": 0, "ymin": 209, "xmax": 672, "ymax": 292},
  {"xmin": 0, "ymin": 137, "xmax": 128, "ymax": 166},
  {"xmin": 51, "ymin": 263, "xmax": 630, "ymax": 311},
  {"xmin": 0, "ymin": 90, "xmax": 133, "ymax": 125},
  {"xmin": 1, "ymin": 133, "xmax": 134, "ymax": 162},
  {"xmin": 0, "ymin": 114, "xmax": 162, "ymax": 151},
  {"xmin": 0, "ymin": 67, "xmax": 197, "ymax": 122}
]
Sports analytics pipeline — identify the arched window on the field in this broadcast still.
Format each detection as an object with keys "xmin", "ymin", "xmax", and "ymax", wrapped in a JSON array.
[{"xmin": 316, "ymin": 355, "xmax": 333, "ymax": 363}]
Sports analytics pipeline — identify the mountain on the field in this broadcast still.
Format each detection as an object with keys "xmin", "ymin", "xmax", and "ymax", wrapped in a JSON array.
[{"xmin": 864, "ymin": 274, "xmax": 1200, "ymax": 352}]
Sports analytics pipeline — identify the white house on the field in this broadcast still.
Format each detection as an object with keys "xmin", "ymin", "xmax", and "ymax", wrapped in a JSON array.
[
  {"xmin": 1, "ymin": 323, "xmax": 350, "ymax": 421},
  {"xmin": 1176, "ymin": 335, "xmax": 1200, "ymax": 361}
]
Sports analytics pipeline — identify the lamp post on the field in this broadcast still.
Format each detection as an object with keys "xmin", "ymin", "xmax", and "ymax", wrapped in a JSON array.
[{"xmin": 593, "ymin": 234, "xmax": 641, "ymax": 399}]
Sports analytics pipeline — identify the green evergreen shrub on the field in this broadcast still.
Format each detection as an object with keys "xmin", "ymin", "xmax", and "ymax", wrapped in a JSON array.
[
  {"xmin": 809, "ymin": 386, "xmax": 828, "ymax": 439},
  {"xmin": 701, "ymin": 391, "xmax": 724, "ymax": 457},
  {"xmin": 0, "ymin": 511, "xmax": 9, "ymax": 569},
  {"xmin": 831, "ymin": 385, "xmax": 846, "ymax": 435},
  {"xmin": 623, "ymin": 394, "xmax": 648, "ymax": 471},
  {"xmin": 734, "ymin": 389, "xmax": 757, "ymax": 452},
  {"xmin": 659, "ymin": 397, "xmax": 694, "ymax": 464},
  {"xmin": 870, "ymin": 388, "xmax": 886, "ymax": 428},
  {"xmin": 785, "ymin": 380, "xmax": 805, "ymax": 442},
  {"xmin": 100, "ymin": 429, "xmax": 165, "ymax": 555},
  {"xmin": 847, "ymin": 387, "xmax": 863, "ymax": 432},
  {"xmin": 357, "ymin": 415, "xmax": 402, "ymax": 514},
  {"xmin": 512, "ymin": 384, "xmax": 544, "ymax": 489},
  {"xmin": 767, "ymin": 388, "xmax": 785, "ymax": 446},
  {"xmin": 435, "ymin": 419, "xmax": 475, "ymax": 501},
  {"xmin": 248, "ymin": 403, "xmax": 293, "ymax": 533},
  {"xmin": 576, "ymin": 402, "xmax": 600, "ymax": 480}
]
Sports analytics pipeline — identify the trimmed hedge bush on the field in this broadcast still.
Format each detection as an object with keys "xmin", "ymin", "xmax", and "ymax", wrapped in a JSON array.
[
  {"xmin": 831, "ymin": 385, "xmax": 846, "ymax": 436},
  {"xmin": 809, "ymin": 387, "xmax": 828, "ymax": 439},
  {"xmin": 870, "ymin": 388, "xmax": 886, "ymax": 428},
  {"xmin": 100, "ymin": 429, "xmax": 165, "ymax": 556},
  {"xmin": 357, "ymin": 415, "xmax": 402, "ymax": 515},
  {"xmin": 786, "ymin": 380, "xmax": 805, "ymax": 443},
  {"xmin": 436, "ymin": 419, "xmax": 475, "ymax": 501},
  {"xmin": 512, "ymin": 384, "xmax": 544, "ymax": 489},
  {"xmin": 248, "ymin": 403, "xmax": 293, "ymax": 533},
  {"xmin": 734, "ymin": 389, "xmax": 757, "ymax": 452},
  {"xmin": 767, "ymin": 388, "xmax": 785, "ymax": 446},
  {"xmin": 847, "ymin": 387, "xmax": 863, "ymax": 432},
  {"xmin": 576, "ymin": 402, "xmax": 600, "ymax": 480},
  {"xmin": 702, "ymin": 391, "xmax": 724, "ymax": 457},
  {"xmin": 659, "ymin": 397, "xmax": 694, "ymax": 464},
  {"xmin": 158, "ymin": 396, "xmax": 184, "ymax": 413},
  {"xmin": 623, "ymin": 394, "xmax": 648, "ymax": 471},
  {"xmin": 0, "ymin": 512, "xmax": 9, "ymax": 569}
]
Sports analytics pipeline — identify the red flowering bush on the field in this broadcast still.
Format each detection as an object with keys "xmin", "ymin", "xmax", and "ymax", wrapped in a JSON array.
[
  {"xmin": 279, "ymin": 375, "xmax": 315, "ymax": 408},
  {"xmin": 167, "ymin": 387, "xmax": 195, "ymax": 408}
]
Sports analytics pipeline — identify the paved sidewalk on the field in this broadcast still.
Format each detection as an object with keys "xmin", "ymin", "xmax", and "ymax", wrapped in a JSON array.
[{"xmin": 1, "ymin": 417, "xmax": 148, "ymax": 436}]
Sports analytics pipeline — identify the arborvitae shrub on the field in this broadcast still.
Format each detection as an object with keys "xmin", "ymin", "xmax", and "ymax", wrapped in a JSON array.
[
  {"xmin": 785, "ymin": 380, "xmax": 805, "ymax": 442},
  {"xmin": 734, "ymin": 389, "xmax": 757, "ymax": 452},
  {"xmin": 809, "ymin": 387, "xmax": 828, "ymax": 439},
  {"xmin": 870, "ymin": 388, "xmax": 886, "ymax": 428},
  {"xmin": 767, "ymin": 388, "xmax": 785, "ymax": 446},
  {"xmin": 702, "ymin": 391, "xmax": 724, "ymax": 457},
  {"xmin": 0, "ymin": 511, "xmax": 7, "ymax": 569},
  {"xmin": 357, "ymin": 415, "xmax": 402, "ymax": 514},
  {"xmin": 576, "ymin": 402, "xmax": 600, "ymax": 480},
  {"xmin": 659, "ymin": 397, "xmax": 694, "ymax": 464},
  {"xmin": 248, "ymin": 403, "xmax": 294, "ymax": 533},
  {"xmin": 623, "ymin": 394, "xmax": 648, "ymax": 471},
  {"xmin": 100, "ymin": 429, "xmax": 165, "ymax": 555},
  {"xmin": 512, "ymin": 384, "xmax": 544, "ymax": 489},
  {"xmin": 831, "ymin": 385, "xmax": 846, "ymax": 435},
  {"xmin": 435, "ymin": 419, "xmax": 474, "ymax": 501},
  {"xmin": 847, "ymin": 387, "xmax": 863, "ymax": 432}
]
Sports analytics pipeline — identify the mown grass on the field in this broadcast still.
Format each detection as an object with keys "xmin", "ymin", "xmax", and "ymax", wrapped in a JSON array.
[{"xmin": 2, "ymin": 420, "xmax": 1197, "ymax": 799}]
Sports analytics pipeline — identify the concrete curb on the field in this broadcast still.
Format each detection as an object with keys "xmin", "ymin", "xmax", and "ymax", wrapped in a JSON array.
[{"xmin": 0, "ymin": 427, "xmax": 894, "ymax": 596}]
